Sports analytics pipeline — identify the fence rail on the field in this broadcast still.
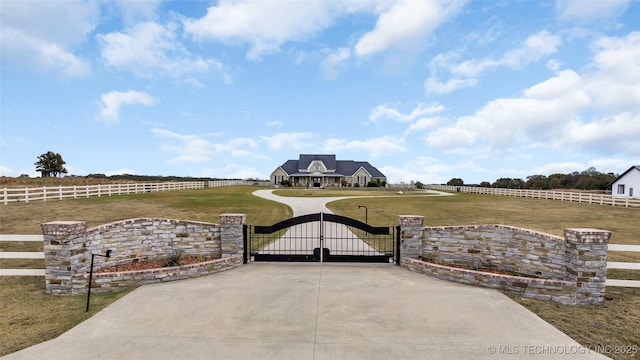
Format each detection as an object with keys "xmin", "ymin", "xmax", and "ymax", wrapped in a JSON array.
[
  {"xmin": 427, "ymin": 185, "xmax": 640, "ymax": 208},
  {"xmin": 1, "ymin": 182, "xmax": 205, "ymax": 204}
]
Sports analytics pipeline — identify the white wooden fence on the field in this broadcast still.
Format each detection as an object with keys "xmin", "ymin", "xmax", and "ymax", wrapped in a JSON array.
[
  {"xmin": 208, "ymin": 180, "xmax": 270, "ymax": 187},
  {"xmin": 1, "ymin": 182, "xmax": 205, "ymax": 205},
  {"xmin": 428, "ymin": 185, "xmax": 640, "ymax": 208}
]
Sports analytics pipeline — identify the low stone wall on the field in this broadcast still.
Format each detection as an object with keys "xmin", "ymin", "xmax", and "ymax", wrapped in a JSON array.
[
  {"xmin": 402, "ymin": 258, "xmax": 576, "ymax": 304},
  {"xmin": 397, "ymin": 216, "xmax": 611, "ymax": 306},
  {"xmin": 83, "ymin": 218, "xmax": 222, "ymax": 275},
  {"xmin": 42, "ymin": 214, "xmax": 246, "ymax": 295},
  {"xmin": 74, "ymin": 255, "xmax": 243, "ymax": 293},
  {"xmin": 421, "ymin": 225, "xmax": 566, "ymax": 280}
]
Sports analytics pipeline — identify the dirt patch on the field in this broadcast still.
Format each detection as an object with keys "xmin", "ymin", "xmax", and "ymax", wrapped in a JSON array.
[{"xmin": 97, "ymin": 255, "xmax": 216, "ymax": 273}]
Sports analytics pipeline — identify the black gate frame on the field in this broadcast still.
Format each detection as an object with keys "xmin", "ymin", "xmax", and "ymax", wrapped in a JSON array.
[{"xmin": 245, "ymin": 213, "xmax": 400, "ymax": 264}]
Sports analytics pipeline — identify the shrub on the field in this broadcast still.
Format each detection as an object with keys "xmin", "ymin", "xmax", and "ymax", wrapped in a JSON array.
[{"xmin": 164, "ymin": 252, "xmax": 182, "ymax": 267}]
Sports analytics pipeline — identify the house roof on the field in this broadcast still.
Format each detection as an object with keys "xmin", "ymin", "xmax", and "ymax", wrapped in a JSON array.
[
  {"xmin": 298, "ymin": 154, "xmax": 336, "ymax": 170},
  {"xmin": 336, "ymin": 161, "xmax": 386, "ymax": 178},
  {"xmin": 278, "ymin": 154, "xmax": 386, "ymax": 178},
  {"xmin": 611, "ymin": 165, "xmax": 640, "ymax": 184}
]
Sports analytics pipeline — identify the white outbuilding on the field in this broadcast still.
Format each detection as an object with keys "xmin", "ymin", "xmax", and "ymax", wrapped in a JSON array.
[{"xmin": 611, "ymin": 165, "xmax": 640, "ymax": 198}]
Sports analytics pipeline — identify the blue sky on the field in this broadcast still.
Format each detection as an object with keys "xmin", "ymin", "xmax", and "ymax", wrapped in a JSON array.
[{"xmin": 1, "ymin": 0, "xmax": 639, "ymax": 184}]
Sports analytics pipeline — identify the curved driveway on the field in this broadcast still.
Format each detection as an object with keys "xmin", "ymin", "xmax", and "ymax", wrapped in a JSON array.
[{"xmin": 252, "ymin": 189, "xmax": 453, "ymax": 216}]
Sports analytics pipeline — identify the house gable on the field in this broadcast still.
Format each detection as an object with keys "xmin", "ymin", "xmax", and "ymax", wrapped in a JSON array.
[{"xmin": 611, "ymin": 165, "xmax": 640, "ymax": 198}]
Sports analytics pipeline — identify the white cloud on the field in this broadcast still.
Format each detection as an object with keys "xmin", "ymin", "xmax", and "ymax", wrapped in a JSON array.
[
  {"xmin": 406, "ymin": 117, "xmax": 446, "ymax": 133},
  {"xmin": 425, "ymin": 77, "xmax": 478, "ymax": 94},
  {"xmin": 113, "ymin": 0, "xmax": 162, "ymax": 24},
  {"xmin": 379, "ymin": 157, "xmax": 482, "ymax": 184},
  {"xmin": 529, "ymin": 162, "xmax": 585, "ymax": 176},
  {"xmin": 354, "ymin": 0, "xmax": 466, "ymax": 57},
  {"xmin": 183, "ymin": 1, "xmax": 340, "ymax": 60},
  {"xmin": 585, "ymin": 31, "xmax": 640, "ymax": 111},
  {"xmin": 322, "ymin": 136, "xmax": 406, "ymax": 158},
  {"xmin": 321, "ymin": 47, "xmax": 351, "ymax": 79},
  {"xmin": 152, "ymin": 129, "xmax": 268, "ymax": 164},
  {"xmin": 266, "ymin": 121, "xmax": 284, "ymax": 127},
  {"xmin": 426, "ymin": 69, "xmax": 590, "ymax": 153},
  {"xmin": 426, "ymin": 30, "xmax": 562, "ymax": 94},
  {"xmin": 567, "ymin": 112, "xmax": 640, "ymax": 156},
  {"xmin": 99, "ymin": 21, "xmax": 232, "ymax": 83},
  {"xmin": 556, "ymin": 0, "xmax": 630, "ymax": 23},
  {"xmin": 261, "ymin": 132, "xmax": 317, "ymax": 151},
  {"xmin": 214, "ymin": 138, "xmax": 268, "ymax": 159},
  {"xmin": 588, "ymin": 158, "xmax": 640, "ymax": 174},
  {"xmin": 201, "ymin": 164, "xmax": 263, "ymax": 180},
  {"xmin": 369, "ymin": 103, "xmax": 445, "ymax": 124},
  {"xmin": 425, "ymin": 31, "xmax": 640, "ymax": 158},
  {"xmin": 0, "ymin": 0, "xmax": 97, "ymax": 77},
  {"xmin": 151, "ymin": 128, "xmax": 214, "ymax": 164},
  {"xmin": 0, "ymin": 165, "xmax": 15, "ymax": 177},
  {"xmin": 99, "ymin": 90, "xmax": 159, "ymax": 122}
]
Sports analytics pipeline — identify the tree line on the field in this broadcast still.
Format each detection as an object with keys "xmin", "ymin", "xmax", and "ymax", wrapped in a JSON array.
[{"xmin": 446, "ymin": 167, "xmax": 617, "ymax": 191}]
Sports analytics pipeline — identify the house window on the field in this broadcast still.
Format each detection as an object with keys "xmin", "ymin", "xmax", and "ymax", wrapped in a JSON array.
[
  {"xmin": 313, "ymin": 163, "xmax": 321, "ymax": 172},
  {"xmin": 617, "ymin": 184, "xmax": 625, "ymax": 194}
]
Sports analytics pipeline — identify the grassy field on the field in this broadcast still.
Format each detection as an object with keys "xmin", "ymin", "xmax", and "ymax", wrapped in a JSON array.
[{"xmin": 1, "ymin": 187, "xmax": 639, "ymax": 358}]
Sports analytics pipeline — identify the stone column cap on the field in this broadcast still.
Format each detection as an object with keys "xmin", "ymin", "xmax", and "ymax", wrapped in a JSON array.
[
  {"xmin": 564, "ymin": 228, "xmax": 612, "ymax": 243},
  {"xmin": 398, "ymin": 215, "xmax": 424, "ymax": 226},
  {"xmin": 565, "ymin": 228, "xmax": 611, "ymax": 233},
  {"xmin": 41, "ymin": 221, "xmax": 87, "ymax": 235},
  {"xmin": 220, "ymin": 214, "xmax": 246, "ymax": 225}
]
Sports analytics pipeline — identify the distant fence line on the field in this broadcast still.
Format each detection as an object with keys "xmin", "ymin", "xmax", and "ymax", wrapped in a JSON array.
[
  {"xmin": 208, "ymin": 180, "xmax": 270, "ymax": 187},
  {"xmin": 387, "ymin": 183, "xmax": 418, "ymax": 190},
  {"xmin": 1, "ymin": 180, "xmax": 274, "ymax": 204},
  {"xmin": 428, "ymin": 185, "xmax": 640, "ymax": 208},
  {"xmin": 1, "ymin": 182, "xmax": 205, "ymax": 204}
]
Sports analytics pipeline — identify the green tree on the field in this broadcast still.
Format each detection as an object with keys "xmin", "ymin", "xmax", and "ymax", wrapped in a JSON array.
[
  {"xmin": 492, "ymin": 177, "xmax": 524, "ymax": 189},
  {"xmin": 446, "ymin": 178, "xmax": 464, "ymax": 186},
  {"xmin": 35, "ymin": 151, "xmax": 67, "ymax": 177}
]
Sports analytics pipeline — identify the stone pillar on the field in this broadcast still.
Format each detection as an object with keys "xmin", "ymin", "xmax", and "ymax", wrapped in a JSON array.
[
  {"xmin": 220, "ymin": 214, "xmax": 246, "ymax": 258},
  {"xmin": 564, "ymin": 228, "xmax": 611, "ymax": 305},
  {"xmin": 41, "ymin": 221, "xmax": 87, "ymax": 295},
  {"xmin": 398, "ymin": 215, "xmax": 424, "ymax": 262}
]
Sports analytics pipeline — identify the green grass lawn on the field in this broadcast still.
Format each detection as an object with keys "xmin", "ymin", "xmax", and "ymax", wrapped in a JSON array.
[{"xmin": 1, "ymin": 187, "xmax": 638, "ymax": 358}]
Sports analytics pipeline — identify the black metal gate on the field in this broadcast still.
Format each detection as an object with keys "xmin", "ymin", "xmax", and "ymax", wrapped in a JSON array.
[{"xmin": 246, "ymin": 212, "xmax": 399, "ymax": 264}]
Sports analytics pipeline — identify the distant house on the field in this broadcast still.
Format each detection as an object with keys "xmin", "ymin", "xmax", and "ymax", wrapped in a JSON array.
[
  {"xmin": 611, "ymin": 165, "xmax": 640, "ymax": 198},
  {"xmin": 271, "ymin": 154, "xmax": 386, "ymax": 187}
]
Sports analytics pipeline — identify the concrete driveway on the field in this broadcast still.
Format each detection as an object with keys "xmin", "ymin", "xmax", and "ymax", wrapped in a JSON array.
[{"xmin": 4, "ymin": 263, "xmax": 606, "ymax": 360}]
